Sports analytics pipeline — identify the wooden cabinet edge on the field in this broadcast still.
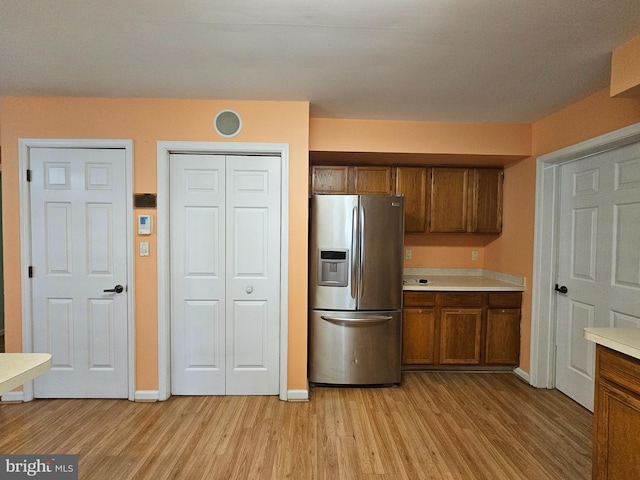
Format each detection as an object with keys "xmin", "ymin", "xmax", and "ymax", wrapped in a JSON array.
[{"xmin": 593, "ymin": 345, "xmax": 640, "ymax": 480}]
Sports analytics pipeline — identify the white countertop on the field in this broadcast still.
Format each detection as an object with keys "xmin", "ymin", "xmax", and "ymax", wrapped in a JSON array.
[
  {"xmin": 403, "ymin": 268, "xmax": 525, "ymax": 292},
  {"xmin": 584, "ymin": 328, "xmax": 640, "ymax": 361},
  {"xmin": 0, "ymin": 353, "xmax": 52, "ymax": 396}
]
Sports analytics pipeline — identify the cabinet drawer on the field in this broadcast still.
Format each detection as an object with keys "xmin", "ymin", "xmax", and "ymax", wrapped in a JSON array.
[
  {"xmin": 403, "ymin": 291, "xmax": 438, "ymax": 307},
  {"xmin": 488, "ymin": 292, "xmax": 522, "ymax": 308},
  {"xmin": 598, "ymin": 346, "xmax": 640, "ymax": 395},
  {"xmin": 441, "ymin": 292, "xmax": 484, "ymax": 307}
]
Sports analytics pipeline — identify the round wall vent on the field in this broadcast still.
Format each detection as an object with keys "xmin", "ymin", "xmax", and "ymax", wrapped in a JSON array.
[{"xmin": 214, "ymin": 110, "xmax": 242, "ymax": 138}]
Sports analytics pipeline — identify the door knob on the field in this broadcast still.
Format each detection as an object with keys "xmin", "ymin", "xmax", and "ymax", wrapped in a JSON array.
[
  {"xmin": 246, "ymin": 286, "xmax": 253, "ymax": 294},
  {"xmin": 104, "ymin": 285, "xmax": 124, "ymax": 294},
  {"xmin": 555, "ymin": 284, "xmax": 568, "ymax": 294}
]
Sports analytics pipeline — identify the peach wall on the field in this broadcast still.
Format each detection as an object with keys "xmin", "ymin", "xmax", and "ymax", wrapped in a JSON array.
[
  {"xmin": 611, "ymin": 33, "xmax": 640, "ymax": 98},
  {"xmin": 4, "ymin": 87, "xmax": 639, "ymax": 390},
  {"xmin": 485, "ymin": 88, "xmax": 640, "ymax": 374},
  {"xmin": 403, "ymin": 234, "xmax": 496, "ymax": 269},
  {"xmin": 533, "ymin": 89, "xmax": 640, "ymax": 156},
  {"xmin": 310, "ymin": 118, "xmax": 532, "ymax": 156},
  {"xmin": 484, "ymin": 158, "xmax": 536, "ymax": 371},
  {"xmin": 0, "ymin": 96, "xmax": 310, "ymax": 392},
  {"xmin": 310, "ymin": 117, "xmax": 531, "ymax": 294}
]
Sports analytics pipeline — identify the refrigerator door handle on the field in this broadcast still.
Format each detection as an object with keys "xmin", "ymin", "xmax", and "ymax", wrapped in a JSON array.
[
  {"xmin": 359, "ymin": 204, "xmax": 365, "ymax": 298},
  {"xmin": 320, "ymin": 315, "xmax": 393, "ymax": 325},
  {"xmin": 351, "ymin": 206, "xmax": 358, "ymax": 300}
]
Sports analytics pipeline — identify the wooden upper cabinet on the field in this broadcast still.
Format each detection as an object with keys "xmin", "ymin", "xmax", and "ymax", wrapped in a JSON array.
[
  {"xmin": 471, "ymin": 168, "xmax": 503, "ymax": 234},
  {"xmin": 310, "ymin": 165, "xmax": 394, "ymax": 195},
  {"xmin": 353, "ymin": 166, "xmax": 394, "ymax": 195},
  {"xmin": 396, "ymin": 167, "xmax": 428, "ymax": 233},
  {"xmin": 310, "ymin": 166, "xmax": 350, "ymax": 194},
  {"xmin": 429, "ymin": 167, "xmax": 503, "ymax": 234},
  {"xmin": 311, "ymin": 164, "xmax": 503, "ymax": 234},
  {"xmin": 429, "ymin": 167, "xmax": 470, "ymax": 233}
]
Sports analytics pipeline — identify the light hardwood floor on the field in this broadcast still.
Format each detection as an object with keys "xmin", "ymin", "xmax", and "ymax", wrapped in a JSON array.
[{"xmin": 0, "ymin": 372, "xmax": 592, "ymax": 479}]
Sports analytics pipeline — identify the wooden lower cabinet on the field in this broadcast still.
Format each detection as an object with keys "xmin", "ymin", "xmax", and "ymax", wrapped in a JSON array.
[
  {"xmin": 485, "ymin": 308, "xmax": 521, "ymax": 365},
  {"xmin": 401, "ymin": 291, "xmax": 521, "ymax": 368},
  {"xmin": 439, "ymin": 308, "xmax": 482, "ymax": 364},
  {"xmin": 485, "ymin": 292, "xmax": 522, "ymax": 365},
  {"xmin": 402, "ymin": 292, "xmax": 438, "ymax": 365},
  {"xmin": 402, "ymin": 308, "xmax": 436, "ymax": 364},
  {"xmin": 594, "ymin": 346, "xmax": 640, "ymax": 479}
]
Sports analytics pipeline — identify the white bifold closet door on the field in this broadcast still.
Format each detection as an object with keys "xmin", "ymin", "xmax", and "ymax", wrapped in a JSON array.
[{"xmin": 170, "ymin": 154, "xmax": 281, "ymax": 395}]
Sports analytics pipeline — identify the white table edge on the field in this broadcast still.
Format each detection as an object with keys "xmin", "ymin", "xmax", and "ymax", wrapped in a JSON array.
[{"xmin": 0, "ymin": 353, "xmax": 53, "ymax": 396}]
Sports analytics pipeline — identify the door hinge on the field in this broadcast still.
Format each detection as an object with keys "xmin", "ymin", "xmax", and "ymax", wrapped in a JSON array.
[
  {"xmin": 28, "ymin": 266, "xmax": 33, "ymax": 278},
  {"xmin": 26, "ymin": 169, "xmax": 32, "ymax": 182}
]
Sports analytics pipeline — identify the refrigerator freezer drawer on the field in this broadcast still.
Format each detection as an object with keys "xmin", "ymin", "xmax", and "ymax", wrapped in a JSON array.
[{"xmin": 309, "ymin": 309, "xmax": 402, "ymax": 385}]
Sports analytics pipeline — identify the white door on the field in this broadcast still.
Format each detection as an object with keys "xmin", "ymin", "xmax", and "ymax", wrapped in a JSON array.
[
  {"xmin": 555, "ymin": 143, "xmax": 640, "ymax": 410},
  {"xmin": 171, "ymin": 154, "xmax": 281, "ymax": 395},
  {"xmin": 30, "ymin": 148, "xmax": 129, "ymax": 398}
]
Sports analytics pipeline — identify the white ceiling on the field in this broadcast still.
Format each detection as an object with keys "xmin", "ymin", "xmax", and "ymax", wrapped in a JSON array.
[{"xmin": 2, "ymin": 1, "xmax": 640, "ymax": 123}]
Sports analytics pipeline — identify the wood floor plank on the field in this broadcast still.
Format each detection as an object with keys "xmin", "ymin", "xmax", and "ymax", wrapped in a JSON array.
[{"xmin": 0, "ymin": 372, "xmax": 592, "ymax": 479}]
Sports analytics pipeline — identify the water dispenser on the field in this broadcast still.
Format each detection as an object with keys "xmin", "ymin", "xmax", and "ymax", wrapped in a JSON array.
[{"xmin": 317, "ymin": 249, "xmax": 349, "ymax": 286}]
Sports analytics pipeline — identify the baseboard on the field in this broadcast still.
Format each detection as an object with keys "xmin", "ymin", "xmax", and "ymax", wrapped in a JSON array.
[
  {"xmin": 1, "ymin": 391, "xmax": 25, "ymax": 403},
  {"xmin": 134, "ymin": 390, "xmax": 159, "ymax": 402},
  {"xmin": 287, "ymin": 388, "xmax": 309, "ymax": 402},
  {"xmin": 513, "ymin": 367, "xmax": 531, "ymax": 384}
]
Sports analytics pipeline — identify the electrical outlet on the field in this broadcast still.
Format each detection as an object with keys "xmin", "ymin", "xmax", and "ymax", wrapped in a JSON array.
[
  {"xmin": 405, "ymin": 249, "xmax": 412, "ymax": 260},
  {"xmin": 472, "ymin": 250, "xmax": 478, "ymax": 261}
]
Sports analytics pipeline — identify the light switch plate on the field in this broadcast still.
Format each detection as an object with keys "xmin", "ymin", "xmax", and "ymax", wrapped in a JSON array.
[{"xmin": 140, "ymin": 242, "xmax": 150, "ymax": 257}]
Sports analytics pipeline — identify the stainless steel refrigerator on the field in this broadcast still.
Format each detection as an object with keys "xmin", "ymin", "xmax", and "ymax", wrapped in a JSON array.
[{"xmin": 309, "ymin": 194, "xmax": 404, "ymax": 385}]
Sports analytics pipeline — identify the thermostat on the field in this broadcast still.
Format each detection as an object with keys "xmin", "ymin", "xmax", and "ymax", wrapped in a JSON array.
[{"xmin": 138, "ymin": 215, "xmax": 153, "ymax": 235}]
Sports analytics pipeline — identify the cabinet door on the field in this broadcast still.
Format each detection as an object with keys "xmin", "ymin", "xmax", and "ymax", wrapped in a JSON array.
[
  {"xmin": 485, "ymin": 308, "xmax": 520, "ymax": 365},
  {"xmin": 353, "ymin": 166, "xmax": 394, "ymax": 195},
  {"xmin": 471, "ymin": 168, "xmax": 503, "ymax": 234},
  {"xmin": 402, "ymin": 308, "xmax": 436, "ymax": 365},
  {"xmin": 396, "ymin": 167, "xmax": 428, "ymax": 233},
  {"xmin": 311, "ymin": 166, "xmax": 350, "ymax": 194},
  {"xmin": 595, "ymin": 347, "xmax": 640, "ymax": 480},
  {"xmin": 439, "ymin": 308, "xmax": 482, "ymax": 364},
  {"xmin": 429, "ymin": 167, "xmax": 469, "ymax": 233}
]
